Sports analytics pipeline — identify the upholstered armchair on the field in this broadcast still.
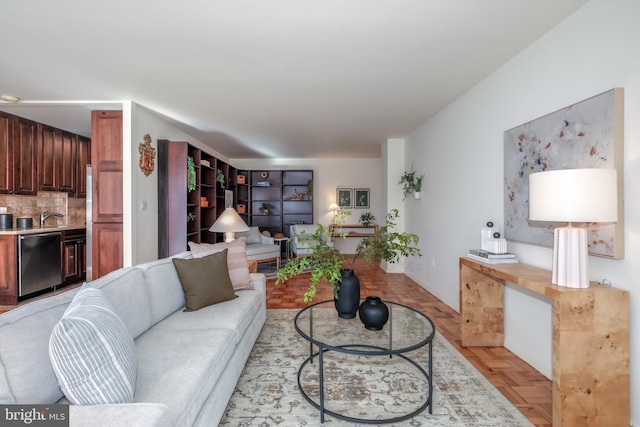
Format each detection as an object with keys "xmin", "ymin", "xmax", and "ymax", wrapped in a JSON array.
[
  {"xmin": 235, "ymin": 226, "xmax": 281, "ymax": 268},
  {"xmin": 289, "ymin": 224, "xmax": 334, "ymax": 258}
]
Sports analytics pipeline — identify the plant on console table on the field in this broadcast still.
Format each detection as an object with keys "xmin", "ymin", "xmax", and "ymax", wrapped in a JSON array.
[{"xmin": 276, "ymin": 209, "xmax": 421, "ymax": 319}]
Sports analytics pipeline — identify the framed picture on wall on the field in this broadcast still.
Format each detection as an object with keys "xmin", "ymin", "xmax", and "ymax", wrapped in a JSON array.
[
  {"xmin": 336, "ymin": 188, "xmax": 352, "ymax": 208},
  {"xmin": 354, "ymin": 188, "xmax": 370, "ymax": 209}
]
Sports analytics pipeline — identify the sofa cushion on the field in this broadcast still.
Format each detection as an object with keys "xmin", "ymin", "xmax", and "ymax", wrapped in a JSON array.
[
  {"xmin": 0, "ymin": 289, "xmax": 78, "ymax": 404},
  {"xmin": 188, "ymin": 239, "xmax": 254, "ymax": 290},
  {"xmin": 172, "ymin": 251, "xmax": 237, "ymax": 311},
  {"xmin": 134, "ymin": 328, "xmax": 236, "ymax": 426},
  {"xmin": 138, "ymin": 253, "xmax": 190, "ymax": 325},
  {"xmin": 150, "ymin": 288, "xmax": 263, "ymax": 345},
  {"xmin": 235, "ymin": 226, "xmax": 262, "ymax": 245},
  {"xmin": 87, "ymin": 267, "xmax": 152, "ymax": 339},
  {"xmin": 49, "ymin": 286, "xmax": 137, "ymax": 405}
]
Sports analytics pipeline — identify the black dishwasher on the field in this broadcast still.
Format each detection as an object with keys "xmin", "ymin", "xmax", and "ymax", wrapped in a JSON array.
[{"xmin": 18, "ymin": 232, "xmax": 62, "ymax": 297}]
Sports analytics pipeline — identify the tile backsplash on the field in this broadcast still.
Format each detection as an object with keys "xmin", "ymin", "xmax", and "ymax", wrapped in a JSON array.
[{"xmin": 0, "ymin": 192, "xmax": 86, "ymax": 228}]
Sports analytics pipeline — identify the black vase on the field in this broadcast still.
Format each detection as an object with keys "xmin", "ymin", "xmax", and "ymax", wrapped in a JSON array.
[
  {"xmin": 334, "ymin": 268, "xmax": 360, "ymax": 319},
  {"xmin": 358, "ymin": 296, "xmax": 389, "ymax": 331}
]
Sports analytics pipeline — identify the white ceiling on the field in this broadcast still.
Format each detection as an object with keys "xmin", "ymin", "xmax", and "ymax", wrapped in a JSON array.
[{"xmin": 0, "ymin": 0, "xmax": 588, "ymax": 159}]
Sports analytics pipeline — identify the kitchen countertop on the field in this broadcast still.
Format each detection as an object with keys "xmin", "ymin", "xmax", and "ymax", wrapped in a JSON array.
[{"xmin": 0, "ymin": 225, "xmax": 86, "ymax": 236}]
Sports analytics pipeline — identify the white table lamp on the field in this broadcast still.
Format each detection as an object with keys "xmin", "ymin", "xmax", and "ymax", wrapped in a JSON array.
[
  {"xmin": 209, "ymin": 206, "xmax": 250, "ymax": 242},
  {"xmin": 528, "ymin": 168, "xmax": 618, "ymax": 288}
]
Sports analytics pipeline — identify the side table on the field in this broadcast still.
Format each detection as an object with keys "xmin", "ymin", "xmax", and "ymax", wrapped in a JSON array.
[{"xmin": 274, "ymin": 237, "xmax": 289, "ymax": 261}]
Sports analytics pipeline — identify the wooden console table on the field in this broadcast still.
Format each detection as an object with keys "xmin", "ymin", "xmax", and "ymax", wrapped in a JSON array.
[
  {"xmin": 329, "ymin": 224, "xmax": 378, "ymax": 238},
  {"xmin": 459, "ymin": 257, "xmax": 629, "ymax": 427}
]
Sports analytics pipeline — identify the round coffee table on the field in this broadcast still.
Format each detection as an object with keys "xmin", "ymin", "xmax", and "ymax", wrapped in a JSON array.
[{"xmin": 294, "ymin": 299, "xmax": 435, "ymax": 424}]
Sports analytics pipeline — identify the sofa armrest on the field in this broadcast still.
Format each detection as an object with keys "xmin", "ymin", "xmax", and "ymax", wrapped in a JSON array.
[
  {"xmin": 70, "ymin": 403, "xmax": 171, "ymax": 427},
  {"xmin": 260, "ymin": 235, "xmax": 275, "ymax": 245}
]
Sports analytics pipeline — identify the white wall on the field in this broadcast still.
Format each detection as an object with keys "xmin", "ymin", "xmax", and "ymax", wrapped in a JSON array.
[
  {"xmin": 126, "ymin": 103, "xmax": 229, "ymax": 265},
  {"xmin": 232, "ymin": 158, "xmax": 382, "ymax": 254},
  {"xmin": 403, "ymin": 0, "xmax": 639, "ymax": 420}
]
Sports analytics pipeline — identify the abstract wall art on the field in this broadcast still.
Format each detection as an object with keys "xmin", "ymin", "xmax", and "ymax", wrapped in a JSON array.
[{"xmin": 503, "ymin": 88, "xmax": 624, "ymax": 259}]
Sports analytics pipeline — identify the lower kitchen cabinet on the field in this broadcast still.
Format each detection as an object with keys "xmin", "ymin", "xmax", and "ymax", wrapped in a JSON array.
[
  {"xmin": 0, "ymin": 235, "xmax": 17, "ymax": 305},
  {"xmin": 61, "ymin": 229, "xmax": 86, "ymax": 285}
]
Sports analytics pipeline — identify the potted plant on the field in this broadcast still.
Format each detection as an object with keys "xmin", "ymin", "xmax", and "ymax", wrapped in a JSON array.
[
  {"xmin": 276, "ymin": 209, "xmax": 421, "ymax": 318},
  {"xmin": 359, "ymin": 212, "xmax": 375, "ymax": 228},
  {"xmin": 306, "ymin": 179, "xmax": 313, "ymax": 199},
  {"xmin": 399, "ymin": 169, "xmax": 424, "ymax": 200},
  {"xmin": 260, "ymin": 202, "xmax": 274, "ymax": 215},
  {"xmin": 216, "ymin": 169, "xmax": 226, "ymax": 189},
  {"xmin": 187, "ymin": 156, "xmax": 196, "ymax": 192}
]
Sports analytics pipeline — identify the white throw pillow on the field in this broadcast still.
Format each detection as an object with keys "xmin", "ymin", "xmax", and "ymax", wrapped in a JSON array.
[{"xmin": 49, "ymin": 285, "xmax": 137, "ymax": 404}]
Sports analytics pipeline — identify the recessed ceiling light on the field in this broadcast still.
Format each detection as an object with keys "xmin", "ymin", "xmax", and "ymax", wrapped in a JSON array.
[{"xmin": 1, "ymin": 95, "xmax": 20, "ymax": 103}]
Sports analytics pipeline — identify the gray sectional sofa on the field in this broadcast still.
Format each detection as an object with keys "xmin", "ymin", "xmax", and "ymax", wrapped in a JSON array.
[{"xmin": 0, "ymin": 251, "xmax": 267, "ymax": 427}]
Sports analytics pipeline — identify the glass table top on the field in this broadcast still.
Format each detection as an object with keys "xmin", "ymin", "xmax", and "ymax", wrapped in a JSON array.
[{"xmin": 294, "ymin": 299, "xmax": 435, "ymax": 356}]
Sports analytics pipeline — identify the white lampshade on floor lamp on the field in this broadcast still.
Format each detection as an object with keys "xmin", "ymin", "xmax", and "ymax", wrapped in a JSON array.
[
  {"xmin": 528, "ymin": 168, "xmax": 618, "ymax": 288},
  {"xmin": 209, "ymin": 207, "xmax": 250, "ymax": 242}
]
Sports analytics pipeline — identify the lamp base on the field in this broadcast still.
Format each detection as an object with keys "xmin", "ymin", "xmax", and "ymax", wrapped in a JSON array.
[
  {"xmin": 223, "ymin": 232, "xmax": 236, "ymax": 243},
  {"xmin": 552, "ymin": 226, "xmax": 589, "ymax": 288}
]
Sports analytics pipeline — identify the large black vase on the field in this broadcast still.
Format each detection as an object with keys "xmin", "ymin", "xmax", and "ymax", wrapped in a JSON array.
[
  {"xmin": 334, "ymin": 268, "xmax": 360, "ymax": 319},
  {"xmin": 358, "ymin": 296, "xmax": 389, "ymax": 331}
]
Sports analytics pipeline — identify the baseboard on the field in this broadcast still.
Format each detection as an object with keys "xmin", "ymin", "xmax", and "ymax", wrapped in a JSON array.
[{"xmin": 404, "ymin": 270, "xmax": 459, "ymax": 313}]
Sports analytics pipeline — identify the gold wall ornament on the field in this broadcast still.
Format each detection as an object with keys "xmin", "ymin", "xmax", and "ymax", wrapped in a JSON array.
[{"xmin": 138, "ymin": 134, "xmax": 156, "ymax": 176}]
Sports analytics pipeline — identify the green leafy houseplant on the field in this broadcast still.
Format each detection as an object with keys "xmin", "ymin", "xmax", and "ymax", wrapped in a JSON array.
[
  {"xmin": 276, "ymin": 209, "xmax": 421, "ymax": 303},
  {"xmin": 216, "ymin": 169, "xmax": 226, "ymax": 189},
  {"xmin": 399, "ymin": 169, "xmax": 424, "ymax": 200},
  {"xmin": 359, "ymin": 212, "xmax": 375, "ymax": 227},
  {"xmin": 260, "ymin": 202, "xmax": 274, "ymax": 215},
  {"xmin": 187, "ymin": 156, "xmax": 196, "ymax": 192}
]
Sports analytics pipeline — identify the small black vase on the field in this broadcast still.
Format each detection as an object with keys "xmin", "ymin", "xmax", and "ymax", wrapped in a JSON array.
[
  {"xmin": 334, "ymin": 269, "xmax": 360, "ymax": 319},
  {"xmin": 358, "ymin": 296, "xmax": 389, "ymax": 331}
]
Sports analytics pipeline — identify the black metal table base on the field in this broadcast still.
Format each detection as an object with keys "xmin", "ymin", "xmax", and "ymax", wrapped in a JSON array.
[{"xmin": 297, "ymin": 343, "xmax": 432, "ymax": 424}]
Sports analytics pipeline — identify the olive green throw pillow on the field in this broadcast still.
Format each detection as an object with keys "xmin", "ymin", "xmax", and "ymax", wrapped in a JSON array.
[{"xmin": 172, "ymin": 250, "xmax": 237, "ymax": 312}]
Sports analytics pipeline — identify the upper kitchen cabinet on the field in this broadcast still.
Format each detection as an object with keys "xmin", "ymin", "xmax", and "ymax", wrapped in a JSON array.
[
  {"xmin": 75, "ymin": 135, "xmax": 91, "ymax": 198},
  {"xmin": 0, "ymin": 112, "xmax": 38, "ymax": 195},
  {"xmin": 37, "ymin": 124, "xmax": 76, "ymax": 194},
  {"xmin": 0, "ymin": 112, "xmax": 12, "ymax": 194}
]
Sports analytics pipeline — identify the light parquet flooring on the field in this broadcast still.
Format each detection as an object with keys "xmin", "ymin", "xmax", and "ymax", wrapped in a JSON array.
[{"xmin": 268, "ymin": 256, "xmax": 552, "ymax": 427}]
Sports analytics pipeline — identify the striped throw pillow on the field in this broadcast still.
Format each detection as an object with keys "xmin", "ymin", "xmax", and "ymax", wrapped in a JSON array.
[{"xmin": 49, "ymin": 285, "xmax": 137, "ymax": 404}]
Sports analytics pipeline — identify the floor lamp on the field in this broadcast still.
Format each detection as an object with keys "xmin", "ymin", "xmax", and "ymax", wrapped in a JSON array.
[
  {"xmin": 209, "ymin": 207, "xmax": 250, "ymax": 242},
  {"xmin": 528, "ymin": 168, "xmax": 618, "ymax": 288}
]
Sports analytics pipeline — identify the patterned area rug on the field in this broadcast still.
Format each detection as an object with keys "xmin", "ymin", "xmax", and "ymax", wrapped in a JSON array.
[{"xmin": 220, "ymin": 310, "xmax": 533, "ymax": 426}]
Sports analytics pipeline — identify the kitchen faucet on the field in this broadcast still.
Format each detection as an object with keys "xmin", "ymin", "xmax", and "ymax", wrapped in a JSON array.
[{"xmin": 40, "ymin": 211, "xmax": 64, "ymax": 227}]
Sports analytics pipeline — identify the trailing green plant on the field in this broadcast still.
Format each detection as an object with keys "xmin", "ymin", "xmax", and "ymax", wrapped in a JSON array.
[
  {"xmin": 187, "ymin": 156, "xmax": 196, "ymax": 192},
  {"xmin": 187, "ymin": 212, "xmax": 196, "ymax": 222},
  {"xmin": 276, "ymin": 209, "xmax": 421, "ymax": 303},
  {"xmin": 276, "ymin": 209, "xmax": 350, "ymax": 303},
  {"xmin": 399, "ymin": 169, "xmax": 425, "ymax": 199},
  {"xmin": 306, "ymin": 179, "xmax": 313, "ymax": 197},
  {"xmin": 216, "ymin": 169, "xmax": 226, "ymax": 189},
  {"xmin": 358, "ymin": 212, "xmax": 375, "ymax": 227}
]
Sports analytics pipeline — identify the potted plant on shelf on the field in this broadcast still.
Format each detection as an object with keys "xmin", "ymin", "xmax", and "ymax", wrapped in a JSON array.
[
  {"xmin": 187, "ymin": 156, "xmax": 196, "ymax": 192},
  {"xmin": 306, "ymin": 180, "xmax": 313, "ymax": 200},
  {"xmin": 260, "ymin": 202, "xmax": 274, "ymax": 215},
  {"xmin": 216, "ymin": 169, "xmax": 226, "ymax": 189},
  {"xmin": 399, "ymin": 168, "xmax": 424, "ymax": 200},
  {"xmin": 358, "ymin": 212, "xmax": 375, "ymax": 228},
  {"xmin": 276, "ymin": 209, "xmax": 421, "ymax": 319}
]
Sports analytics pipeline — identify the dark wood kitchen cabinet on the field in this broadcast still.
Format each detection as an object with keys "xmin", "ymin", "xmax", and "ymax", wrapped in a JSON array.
[
  {"xmin": 0, "ymin": 112, "xmax": 37, "ymax": 195},
  {"xmin": 61, "ymin": 229, "xmax": 86, "ymax": 285},
  {"xmin": 0, "ymin": 235, "xmax": 17, "ymax": 305},
  {"xmin": 38, "ymin": 124, "xmax": 76, "ymax": 193},
  {"xmin": 91, "ymin": 110, "xmax": 123, "ymax": 279},
  {"xmin": 76, "ymin": 135, "xmax": 91, "ymax": 197},
  {"xmin": 12, "ymin": 116, "xmax": 38, "ymax": 195}
]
